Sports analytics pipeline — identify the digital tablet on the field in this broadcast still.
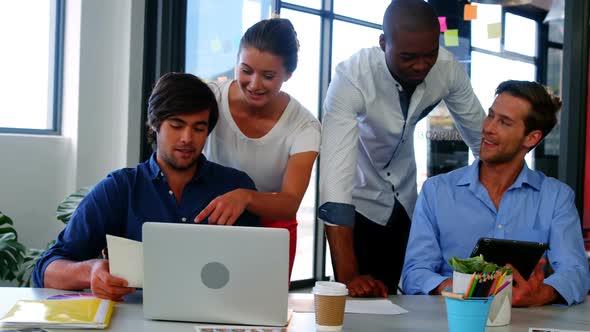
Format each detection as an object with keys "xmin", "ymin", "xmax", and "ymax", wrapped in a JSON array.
[{"xmin": 470, "ymin": 237, "xmax": 549, "ymax": 278}]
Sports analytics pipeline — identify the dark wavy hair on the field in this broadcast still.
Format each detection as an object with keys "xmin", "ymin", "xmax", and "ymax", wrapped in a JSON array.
[
  {"xmin": 239, "ymin": 18, "xmax": 299, "ymax": 73},
  {"xmin": 146, "ymin": 72, "xmax": 219, "ymax": 145}
]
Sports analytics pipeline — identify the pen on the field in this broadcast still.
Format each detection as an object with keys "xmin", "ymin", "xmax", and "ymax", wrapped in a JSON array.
[
  {"xmin": 464, "ymin": 272, "xmax": 476, "ymax": 298},
  {"xmin": 468, "ymin": 273, "xmax": 480, "ymax": 298},
  {"xmin": 473, "ymin": 274, "xmax": 484, "ymax": 297},
  {"xmin": 487, "ymin": 271, "xmax": 500, "ymax": 297},
  {"xmin": 495, "ymin": 280, "xmax": 511, "ymax": 295},
  {"xmin": 480, "ymin": 275, "xmax": 493, "ymax": 298},
  {"xmin": 493, "ymin": 271, "xmax": 507, "ymax": 294}
]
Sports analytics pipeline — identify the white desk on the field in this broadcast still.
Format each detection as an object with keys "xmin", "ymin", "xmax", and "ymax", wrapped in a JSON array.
[{"xmin": 1, "ymin": 287, "xmax": 589, "ymax": 331}]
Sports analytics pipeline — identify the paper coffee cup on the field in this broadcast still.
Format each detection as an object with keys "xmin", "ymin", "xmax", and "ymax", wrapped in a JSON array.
[
  {"xmin": 313, "ymin": 281, "xmax": 348, "ymax": 331},
  {"xmin": 452, "ymin": 271, "xmax": 512, "ymax": 326}
]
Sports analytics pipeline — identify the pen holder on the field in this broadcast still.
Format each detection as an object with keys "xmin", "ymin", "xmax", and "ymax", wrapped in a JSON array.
[
  {"xmin": 486, "ymin": 274, "xmax": 512, "ymax": 326},
  {"xmin": 445, "ymin": 296, "xmax": 493, "ymax": 332},
  {"xmin": 452, "ymin": 271, "xmax": 512, "ymax": 326}
]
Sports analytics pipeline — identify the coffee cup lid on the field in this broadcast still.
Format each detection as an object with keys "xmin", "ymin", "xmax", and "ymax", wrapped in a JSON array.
[{"xmin": 313, "ymin": 281, "xmax": 348, "ymax": 296}]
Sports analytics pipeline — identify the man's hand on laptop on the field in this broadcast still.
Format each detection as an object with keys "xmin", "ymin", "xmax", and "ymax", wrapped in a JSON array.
[
  {"xmin": 195, "ymin": 189, "xmax": 251, "ymax": 226},
  {"xmin": 346, "ymin": 275, "xmax": 388, "ymax": 298},
  {"xmin": 90, "ymin": 260, "xmax": 135, "ymax": 301}
]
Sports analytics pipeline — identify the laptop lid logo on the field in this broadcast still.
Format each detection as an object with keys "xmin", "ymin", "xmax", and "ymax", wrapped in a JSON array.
[{"xmin": 201, "ymin": 262, "xmax": 230, "ymax": 289}]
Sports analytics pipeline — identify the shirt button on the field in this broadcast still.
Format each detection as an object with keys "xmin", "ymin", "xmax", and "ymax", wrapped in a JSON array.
[
  {"xmin": 402, "ymin": 139, "xmax": 405, "ymax": 143},
  {"xmin": 168, "ymin": 190, "xmax": 173, "ymax": 195},
  {"xmin": 181, "ymin": 217, "xmax": 187, "ymax": 222},
  {"xmin": 387, "ymin": 172, "xmax": 391, "ymax": 176},
  {"xmin": 396, "ymin": 192, "xmax": 400, "ymax": 197},
  {"xmin": 498, "ymin": 224, "xmax": 503, "ymax": 229}
]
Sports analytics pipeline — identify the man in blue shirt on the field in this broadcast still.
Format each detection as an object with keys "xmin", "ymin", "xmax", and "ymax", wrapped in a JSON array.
[
  {"xmin": 33, "ymin": 73, "xmax": 259, "ymax": 300},
  {"xmin": 402, "ymin": 80, "xmax": 590, "ymax": 306}
]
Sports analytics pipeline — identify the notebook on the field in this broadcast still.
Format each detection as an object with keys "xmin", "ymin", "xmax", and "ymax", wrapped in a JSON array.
[
  {"xmin": 142, "ymin": 222, "xmax": 290, "ymax": 326},
  {"xmin": 0, "ymin": 297, "xmax": 114, "ymax": 329}
]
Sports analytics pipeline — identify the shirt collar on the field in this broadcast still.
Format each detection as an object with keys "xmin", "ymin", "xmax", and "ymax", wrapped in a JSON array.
[
  {"xmin": 456, "ymin": 158, "xmax": 542, "ymax": 191},
  {"xmin": 148, "ymin": 152, "xmax": 211, "ymax": 183},
  {"xmin": 147, "ymin": 153, "xmax": 162, "ymax": 180}
]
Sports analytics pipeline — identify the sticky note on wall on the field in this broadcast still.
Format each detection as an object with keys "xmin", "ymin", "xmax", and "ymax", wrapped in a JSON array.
[
  {"xmin": 487, "ymin": 22, "xmax": 502, "ymax": 39},
  {"xmin": 438, "ymin": 17, "xmax": 448, "ymax": 32},
  {"xmin": 444, "ymin": 29, "xmax": 459, "ymax": 47},
  {"xmin": 464, "ymin": 4, "xmax": 478, "ymax": 21}
]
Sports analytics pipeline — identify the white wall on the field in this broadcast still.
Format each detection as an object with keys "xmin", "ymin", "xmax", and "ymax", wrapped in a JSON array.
[
  {"xmin": 76, "ymin": 0, "xmax": 144, "ymax": 187},
  {"xmin": 0, "ymin": 0, "xmax": 145, "ymax": 253}
]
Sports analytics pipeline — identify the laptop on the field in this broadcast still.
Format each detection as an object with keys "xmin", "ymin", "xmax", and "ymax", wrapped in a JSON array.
[{"xmin": 142, "ymin": 222, "xmax": 289, "ymax": 326}]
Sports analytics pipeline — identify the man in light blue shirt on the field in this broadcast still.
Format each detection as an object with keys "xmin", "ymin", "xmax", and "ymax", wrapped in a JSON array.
[{"xmin": 402, "ymin": 80, "xmax": 590, "ymax": 306}]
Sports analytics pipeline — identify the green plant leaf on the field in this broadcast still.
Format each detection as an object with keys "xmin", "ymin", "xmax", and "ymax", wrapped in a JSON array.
[
  {"xmin": 17, "ymin": 246, "xmax": 48, "ymax": 287},
  {"xmin": 448, "ymin": 255, "xmax": 512, "ymax": 274},
  {"xmin": 0, "ymin": 212, "xmax": 17, "ymax": 241},
  {"xmin": 0, "ymin": 232, "xmax": 26, "ymax": 281},
  {"xmin": 56, "ymin": 187, "xmax": 92, "ymax": 225},
  {"xmin": 0, "ymin": 212, "xmax": 14, "ymax": 225}
]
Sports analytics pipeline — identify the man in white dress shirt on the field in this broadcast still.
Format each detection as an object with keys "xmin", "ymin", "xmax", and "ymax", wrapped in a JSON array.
[{"xmin": 319, "ymin": 0, "xmax": 486, "ymax": 297}]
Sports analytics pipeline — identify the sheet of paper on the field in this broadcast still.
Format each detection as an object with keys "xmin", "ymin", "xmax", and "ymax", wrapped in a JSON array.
[
  {"xmin": 488, "ymin": 22, "xmax": 502, "ymax": 39},
  {"xmin": 438, "ymin": 16, "xmax": 448, "ymax": 32},
  {"xmin": 106, "ymin": 235, "xmax": 143, "ymax": 288},
  {"xmin": 444, "ymin": 29, "xmax": 459, "ymax": 47},
  {"xmin": 288, "ymin": 295, "xmax": 408, "ymax": 315},
  {"xmin": 464, "ymin": 4, "xmax": 478, "ymax": 21},
  {"xmin": 345, "ymin": 299, "xmax": 408, "ymax": 315},
  {"xmin": 529, "ymin": 329, "xmax": 590, "ymax": 332},
  {"xmin": 195, "ymin": 326, "xmax": 287, "ymax": 332}
]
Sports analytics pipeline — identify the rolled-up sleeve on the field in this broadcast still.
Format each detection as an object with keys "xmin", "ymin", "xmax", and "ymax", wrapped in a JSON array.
[
  {"xmin": 318, "ymin": 67, "xmax": 362, "ymax": 227},
  {"xmin": 544, "ymin": 184, "xmax": 590, "ymax": 305},
  {"xmin": 402, "ymin": 180, "xmax": 448, "ymax": 294},
  {"xmin": 443, "ymin": 57, "xmax": 485, "ymax": 157}
]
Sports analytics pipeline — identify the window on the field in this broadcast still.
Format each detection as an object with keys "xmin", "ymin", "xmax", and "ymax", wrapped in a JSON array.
[
  {"xmin": 537, "ymin": 18, "xmax": 563, "ymax": 177},
  {"xmin": 0, "ymin": 0, "xmax": 64, "ymax": 134},
  {"xmin": 185, "ymin": 0, "xmax": 272, "ymax": 81},
  {"xmin": 280, "ymin": 0, "xmax": 389, "ymax": 282},
  {"xmin": 333, "ymin": 0, "xmax": 391, "ymax": 25},
  {"xmin": 280, "ymin": 8, "xmax": 321, "ymax": 281},
  {"xmin": 470, "ymin": 5, "xmax": 543, "ymax": 169}
]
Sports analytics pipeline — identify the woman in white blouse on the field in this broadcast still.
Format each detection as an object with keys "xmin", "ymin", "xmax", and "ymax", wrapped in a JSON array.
[{"xmin": 196, "ymin": 18, "xmax": 321, "ymax": 279}]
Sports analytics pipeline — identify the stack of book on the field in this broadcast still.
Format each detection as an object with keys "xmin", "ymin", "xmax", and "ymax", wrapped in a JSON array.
[{"xmin": 0, "ymin": 296, "xmax": 114, "ymax": 329}]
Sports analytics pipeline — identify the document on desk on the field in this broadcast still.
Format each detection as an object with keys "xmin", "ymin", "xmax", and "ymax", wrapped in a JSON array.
[
  {"xmin": 345, "ymin": 299, "xmax": 408, "ymax": 315},
  {"xmin": 106, "ymin": 235, "xmax": 143, "ymax": 288},
  {"xmin": 288, "ymin": 294, "xmax": 407, "ymax": 315},
  {"xmin": 195, "ymin": 326, "xmax": 287, "ymax": 332},
  {"xmin": 529, "ymin": 329, "xmax": 590, "ymax": 332}
]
